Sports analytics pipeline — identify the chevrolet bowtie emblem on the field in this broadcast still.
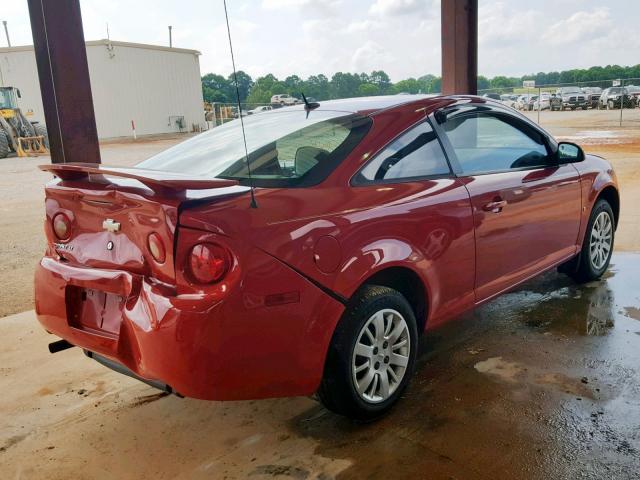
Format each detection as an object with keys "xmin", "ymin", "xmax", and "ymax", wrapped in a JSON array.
[{"xmin": 102, "ymin": 219, "xmax": 121, "ymax": 233}]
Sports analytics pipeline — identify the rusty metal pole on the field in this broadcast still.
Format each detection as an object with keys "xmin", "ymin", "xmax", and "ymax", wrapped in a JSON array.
[
  {"xmin": 441, "ymin": 0, "xmax": 478, "ymax": 95},
  {"xmin": 27, "ymin": 0, "xmax": 100, "ymax": 164}
]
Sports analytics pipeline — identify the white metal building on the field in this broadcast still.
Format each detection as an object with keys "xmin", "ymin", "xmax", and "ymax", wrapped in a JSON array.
[{"xmin": 0, "ymin": 40, "xmax": 205, "ymax": 139}]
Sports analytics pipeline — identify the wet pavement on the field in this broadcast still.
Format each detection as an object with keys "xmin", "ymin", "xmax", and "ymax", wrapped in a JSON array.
[{"xmin": 1, "ymin": 253, "xmax": 639, "ymax": 479}]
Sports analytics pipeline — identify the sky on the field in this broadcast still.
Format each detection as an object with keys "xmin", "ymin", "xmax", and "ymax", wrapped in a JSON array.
[{"xmin": 2, "ymin": 0, "xmax": 639, "ymax": 82}]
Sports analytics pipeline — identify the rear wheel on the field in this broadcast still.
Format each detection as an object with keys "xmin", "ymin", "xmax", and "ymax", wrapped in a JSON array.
[
  {"xmin": 318, "ymin": 285, "xmax": 418, "ymax": 421},
  {"xmin": 0, "ymin": 130, "xmax": 9, "ymax": 159},
  {"xmin": 567, "ymin": 199, "xmax": 615, "ymax": 283},
  {"xmin": 34, "ymin": 124, "xmax": 49, "ymax": 148}
]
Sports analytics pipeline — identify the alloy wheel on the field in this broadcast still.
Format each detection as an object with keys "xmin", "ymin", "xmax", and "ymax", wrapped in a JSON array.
[
  {"xmin": 351, "ymin": 309, "xmax": 410, "ymax": 404},
  {"xmin": 590, "ymin": 211, "xmax": 613, "ymax": 270}
]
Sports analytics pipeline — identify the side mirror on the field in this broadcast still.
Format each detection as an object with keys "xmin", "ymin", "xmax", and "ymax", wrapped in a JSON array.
[
  {"xmin": 16, "ymin": 89, "xmax": 22, "ymax": 98},
  {"xmin": 557, "ymin": 142, "xmax": 585, "ymax": 163}
]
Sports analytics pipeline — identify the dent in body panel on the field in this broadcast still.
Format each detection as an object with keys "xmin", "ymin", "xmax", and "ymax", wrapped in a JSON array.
[{"xmin": 238, "ymin": 178, "xmax": 476, "ymax": 328}]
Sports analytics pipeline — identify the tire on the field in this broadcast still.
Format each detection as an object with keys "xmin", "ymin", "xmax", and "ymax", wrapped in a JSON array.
[
  {"xmin": 607, "ymin": 101, "xmax": 614, "ymax": 110},
  {"xmin": 21, "ymin": 121, "xmax": 35, "ymax": 137},
  {"xmin": 318, "ymin": 285, "xmax": 418, "ymax": 421},
  {"xmin": 0, "ymin": 130, "xmax": 9, "ymax": 159},
  {"xmin": 567, "ymin": 199, "xmax": 615, "ymax": 283},
  {"xmin": 34, "ymin": 124, "xmax": 49, "ymax": 148}
]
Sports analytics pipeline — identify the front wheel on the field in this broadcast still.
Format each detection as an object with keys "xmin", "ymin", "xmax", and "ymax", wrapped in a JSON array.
[
  {"xmin": 318, "ymin": 285, "xmax": 418, "ymax": 421},
  {"xmin": 567, "ymin": 199, "xmax": 615, "ymax": 283}
]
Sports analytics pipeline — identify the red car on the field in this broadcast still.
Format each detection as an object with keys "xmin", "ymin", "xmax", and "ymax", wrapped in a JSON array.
[{"xmin": 36, "ymin": 95, "xmax": 619, "ymax": 419}]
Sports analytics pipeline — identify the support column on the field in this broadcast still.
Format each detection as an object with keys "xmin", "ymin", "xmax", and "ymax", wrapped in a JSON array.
[
  {"xmin": 441, "ymin": 0, "xmax": 478, "ymax": 95},
  {"xmin": 27, "ymin": 0, "xmax": 100, "ymax": 164}
]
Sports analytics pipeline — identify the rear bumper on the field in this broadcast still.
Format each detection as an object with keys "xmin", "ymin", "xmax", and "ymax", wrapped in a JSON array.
[{"xmin": 35, "ymin": 252, "xmax": 345, "ymax": 401}]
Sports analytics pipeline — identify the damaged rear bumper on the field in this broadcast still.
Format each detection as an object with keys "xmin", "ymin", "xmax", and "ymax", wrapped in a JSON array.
[{"xmin": 35, "ymin": 251, "xmax": 345, "ymax": 401}]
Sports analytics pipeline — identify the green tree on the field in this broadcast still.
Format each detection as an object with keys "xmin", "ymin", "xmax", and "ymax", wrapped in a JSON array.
[
  {"xmin": 392, "ymin": 78, "xmax": 422, "ymax": 94},
  {"xmin": 202, "ymin": 73, "xmax": 232, "ymax": 103},
  {"xmin": 369, "ymin": 70, "xmax": 391, "ymax": 94},
  {"xmin": 358, "ymin": 83, "xmax": 379, "ymax": 96},
  {"xmin": 330, "ymin": 72, "xmax": 362, "ymax": 99},
  {"xmin": 303, "ymin": 74, "xmax": 330, "ymax": 100},
  {"xmin": 477, "ymin": 75, "xmax": 490, "ymax": 91},
  {"xmin": 227, "ymin": 71, "xmax": 253, "ymax": 103}
]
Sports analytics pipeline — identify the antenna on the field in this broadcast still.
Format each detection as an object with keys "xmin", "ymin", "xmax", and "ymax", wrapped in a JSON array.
[{"xmin": 223, "ymin": 0, "xmax": 258, "ymax": 209}]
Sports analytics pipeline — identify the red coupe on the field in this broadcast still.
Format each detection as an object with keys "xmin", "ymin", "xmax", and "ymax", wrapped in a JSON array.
[{"xmin": 36, "ymin": 95, "xmax": 619, "ymax": 419}]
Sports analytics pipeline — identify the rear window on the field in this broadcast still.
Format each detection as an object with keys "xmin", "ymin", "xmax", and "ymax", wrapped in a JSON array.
[{"xmin": 138, "ymin": 110, "xmax": 371, "ymax": 187}]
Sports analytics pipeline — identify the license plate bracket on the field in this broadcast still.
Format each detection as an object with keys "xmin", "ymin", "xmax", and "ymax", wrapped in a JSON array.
[{"xmin": 66, "ymin": 286, "xmax": 124, "ymax": 337}]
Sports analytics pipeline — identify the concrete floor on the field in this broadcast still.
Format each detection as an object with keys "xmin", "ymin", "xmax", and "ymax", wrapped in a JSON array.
[{"xmin": 2, "ymin": 253, "xmax": 639, "ymax": 479}]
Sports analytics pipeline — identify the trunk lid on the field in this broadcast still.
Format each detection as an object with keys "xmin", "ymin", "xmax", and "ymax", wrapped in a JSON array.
[{"xmin": 40, "ymin": 163, "xmax": 248, "ymax": 285}]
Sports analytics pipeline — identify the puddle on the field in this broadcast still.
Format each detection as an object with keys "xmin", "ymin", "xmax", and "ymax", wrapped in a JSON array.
[
  {"xmin": 474, "ymin": 356, "xmax": 523, "ymax": 382},
  {"xmin": 292, "ymin": 253, "xmax": 640, "ymax": 479}
]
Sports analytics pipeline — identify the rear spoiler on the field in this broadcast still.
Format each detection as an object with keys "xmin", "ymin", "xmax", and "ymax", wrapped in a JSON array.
[{"xmin": 39, "ymin": 163, "xmax": 239, "ymax": 195}]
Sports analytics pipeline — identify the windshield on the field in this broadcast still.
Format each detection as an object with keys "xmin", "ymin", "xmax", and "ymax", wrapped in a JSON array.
[
  {"xmin": 560, "ymin": 88, "xmax": 581, "ymax": 94},
  {"xmin": 610, "ymin": 87, "xmax": 625, "ymax": 94},
  {"xmin": 138, "ymin": 109, "xmax": 371, "ymax": 187},
  {"xmin": 0, "ymin": 89, "xmax": 14, "ymax": 109}
]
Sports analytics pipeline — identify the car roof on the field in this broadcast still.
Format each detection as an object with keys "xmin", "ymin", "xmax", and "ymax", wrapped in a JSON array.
[{"xmin": 280, "ymin": 94, "xmax": 435, "ymax": 115}]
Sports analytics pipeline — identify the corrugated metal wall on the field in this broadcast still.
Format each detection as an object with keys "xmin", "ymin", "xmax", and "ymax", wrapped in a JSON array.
[{"xmin": 0, "ymin": 40, "xmax": 205, "ymax": 139}]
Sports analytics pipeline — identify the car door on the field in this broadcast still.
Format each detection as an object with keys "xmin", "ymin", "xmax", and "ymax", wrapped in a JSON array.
[
  {"xmin": 433, "ymin": 104, "xmax": 582, "ymax": 302},
  {"xmin": 352, "ymin": 119, "xmax": 477, "ymax": 325}
]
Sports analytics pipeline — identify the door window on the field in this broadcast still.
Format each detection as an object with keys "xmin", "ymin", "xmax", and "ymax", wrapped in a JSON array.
[
  {"xmin": 354, "ymin": 121, "xmax": 451, "ymax": 184},
  {"xmin": 442, "ymin": 112, "xmax": 550, "ymax": 174}
]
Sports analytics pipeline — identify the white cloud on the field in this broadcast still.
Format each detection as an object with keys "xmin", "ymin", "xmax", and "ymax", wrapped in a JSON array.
[
  {"xmin": 343, "ymin": 20, "xmax": 383, "ymax": 34},
  {"xmin": 542, "ymin": 8, "xmax": 612, "ymax": 46},
  {"xmin": 262, "ymin": 0, "xmax": 341, "ymax": 15},
  {"xmin": 351, "ymin": 41, "xmax": 393, "ymax": 73},
  {"xmin": 479, "ymin": 2, "xmax": 542, "ymax": 47},
  {"xmin": 3, "ymin": 0, "xmax": 639, "ymax": 82},
  {"xmin": 369, "ymin": 0, "xmax": 431, "ymax": 17}
]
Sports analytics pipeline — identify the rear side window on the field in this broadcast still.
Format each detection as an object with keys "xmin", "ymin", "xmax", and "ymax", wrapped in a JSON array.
[
  {"xmin": 138, "ymin": 110, "xmax": 371, "ymax": 188},
  {"xmin": 441, "ymin": 112, "xmax": 549, "ymax": 175},
  {"xmin": 353, "ymin": 121, "xmax": 451, "ymax": 184}
]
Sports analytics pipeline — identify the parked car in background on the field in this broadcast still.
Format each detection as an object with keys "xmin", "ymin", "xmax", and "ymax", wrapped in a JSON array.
[
  {"xmin": 625, "ymin": 86, "xmax": 640, "ymax": 108},
  {"xmin": 599, "ymin": 87, "xmax": 635, "ymax": 109},
  {"xmin": 582, "ymin": 87, "xmax": 603, "ymax": 109},
  {"xmin": 526, "ymin": 95, "xmax": 539, "ymax": 111},
  {"xmin": 35, "ymin": 95, "xmax": 619, "ymax": 420},
  {"xmin": 500, "ymin": 95, "xmax": 518, "ymax": 109},
  {"xmin": 516, "ymin": 95, "xmax": 533, "ymax": 110},
  {"xmin": 249, "ymin": 105, "xmax": 273, "ymax": 115},
  {"xmin": 271, "ymin": 94, "xmax": 300, "ymax": 106},
  {"xmin": 533, "ymin": 93, "xmax": 551, "ymax": 110},
  {"xmin": 555, "ymin": 87, "xmax": 588, "ymax": 110}
]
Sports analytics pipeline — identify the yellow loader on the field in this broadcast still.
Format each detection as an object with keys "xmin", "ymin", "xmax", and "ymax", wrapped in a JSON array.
[{"xmin": 0, "ymin": 86, "xmax": 49, "ymax": 158}]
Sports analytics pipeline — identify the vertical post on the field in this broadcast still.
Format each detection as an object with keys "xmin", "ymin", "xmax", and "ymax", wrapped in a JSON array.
[
  {"xmin": 27, "ymin": 0, "xmax": 100, "ymax": 164},
  {"xmin": 537, "ymin": 87, "xmax": 541, "ymax": 124},
  {"xmin": 168, "ymin": 26, "xmax": 173, "ymax": 48},
  {"xmin": 2, "ymin": 21, "xmax": 10, "ymax": 47},
  {"xmin": 620, "ymin": 80, "xmax": 624, "ymax": 127},
  {"xmin": 441, "ymin": 0, "xmax": 478, "ymax": 95}
]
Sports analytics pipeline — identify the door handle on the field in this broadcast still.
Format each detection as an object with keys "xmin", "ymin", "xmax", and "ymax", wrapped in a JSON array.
[{"xmin": 482, "ymin": 199, "xmax": 507, "ymax": 213}]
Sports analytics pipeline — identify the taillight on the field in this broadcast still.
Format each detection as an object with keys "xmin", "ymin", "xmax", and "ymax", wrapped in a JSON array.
[
  {"xmin": 188, "ymin": 243, "xmax": 230, "ymax": 284},
  {"xmin": 147, "ymin": 232, "xmax": 166, "ymax": 263},
  {"xmin": 52, "ymin": 213, "xmax": 71, "ymax": 240}
]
